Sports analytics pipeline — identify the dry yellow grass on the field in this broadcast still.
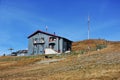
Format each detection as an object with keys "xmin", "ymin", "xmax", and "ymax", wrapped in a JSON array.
[
  {"xmin": 0, "ymin": 40, "xmax": 120, "ymax": 80},
  {"xmin": 0, "ymin": 56, "xmax": 41, "ymax": 70},
  {"xmin": 72, "ymin": 39, "xmax": 108, "ymax": 51}
]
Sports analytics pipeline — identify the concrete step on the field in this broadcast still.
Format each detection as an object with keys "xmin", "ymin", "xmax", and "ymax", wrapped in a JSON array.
[{"xmin": 45, "ymin": 48, "xmax": 60, "ymax": 54}]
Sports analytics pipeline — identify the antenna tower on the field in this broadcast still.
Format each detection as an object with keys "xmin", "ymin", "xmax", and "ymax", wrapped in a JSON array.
[{"xmin": 88, "ymin": 15, "xmax": 90, "ymax": 40}]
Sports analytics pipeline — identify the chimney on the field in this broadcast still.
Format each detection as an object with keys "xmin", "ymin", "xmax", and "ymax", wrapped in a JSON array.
[{"xmin": 54, "ymin": 32, "xmax": 55, "ymax": 35}]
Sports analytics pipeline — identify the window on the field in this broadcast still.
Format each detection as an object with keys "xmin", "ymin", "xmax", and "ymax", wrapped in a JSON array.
[
  {"xmin": 41, "ymin": 37, "xmax": 44, "ymax": 41},
  {"xmin": 34, "ymin": 38, "xmax": 38, "ymax": 43},
  {"xmin": 40, "ymin": 37, "xmax": 45, "ymax": 43},
  {"xmin": 35, "ymin": 38, "xmax": 38, "ymax": 41}
]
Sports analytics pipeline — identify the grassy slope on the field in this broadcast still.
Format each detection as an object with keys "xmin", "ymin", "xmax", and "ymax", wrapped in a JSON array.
[
  {"xmin": 0, "ymin": 39, "xmax": 120, "ymax": 80},
  {"xmin": 72, "ymin": 39, "xmax": 108, "ymax": 51}
]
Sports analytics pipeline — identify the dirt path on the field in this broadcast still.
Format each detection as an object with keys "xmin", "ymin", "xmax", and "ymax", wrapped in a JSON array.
[{"xmin": 36, "ymin": 58, "xmax": 66, "ymax": 64}]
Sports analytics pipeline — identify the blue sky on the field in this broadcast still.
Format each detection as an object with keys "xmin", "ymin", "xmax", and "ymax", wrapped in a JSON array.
[{"xmin": 0, "ymin": 0, "xmax": 120, "ymax": 55}]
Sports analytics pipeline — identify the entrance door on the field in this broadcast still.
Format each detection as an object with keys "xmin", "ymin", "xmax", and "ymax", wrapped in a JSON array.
[{"xmin": 49, "ymin": 43, "xmax": 55, "ymax": 49}]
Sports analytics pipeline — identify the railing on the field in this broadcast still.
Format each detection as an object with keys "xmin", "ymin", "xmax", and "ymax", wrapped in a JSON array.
[
  {"xmin": 34, "ymin": 40, "xmax": 45, "ymax": 44},
  {"xmin": 49, "ymin": 38, "xmax": 56, "ymax": 43}
]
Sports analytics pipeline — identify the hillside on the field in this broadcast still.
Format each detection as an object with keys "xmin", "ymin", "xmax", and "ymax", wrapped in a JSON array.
[
  {"xmin": 0, "ymin": 39, "xmax": 120, "ymax": 80},
  {"xmin": 72, "ymin": 39, "xmax": 108, "ymax": 51}
]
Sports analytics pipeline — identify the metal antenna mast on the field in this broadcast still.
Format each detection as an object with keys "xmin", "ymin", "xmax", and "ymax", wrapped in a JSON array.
[{"xmin": 88, "ymin": 15, "xmax": 90, "ymax": 40}]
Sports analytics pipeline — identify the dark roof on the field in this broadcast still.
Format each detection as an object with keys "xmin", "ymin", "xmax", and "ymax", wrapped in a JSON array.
[{"xmin": 28, "ymin": 30, "xmax": 72, "ymax": 42}]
